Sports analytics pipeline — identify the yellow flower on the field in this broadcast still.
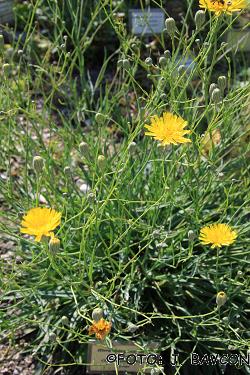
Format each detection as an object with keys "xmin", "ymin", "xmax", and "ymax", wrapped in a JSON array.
[
  {"xmin": 88, "ymin": 318, "xmax": 112, "ymax": 340},
  {"xmin": 199, "ymin": 223, "xmax": 237, "ymax": 248},
  {"xmin": 199, "ymin": 0, "xmax": 247, "ymax": 16},
  {"xmin": 20, "ymin": 207, "xmax": 62, "ymax": 242},
  {"xmin": 144, "ymin": 112, "xmax": 191, "ymax": 146}
]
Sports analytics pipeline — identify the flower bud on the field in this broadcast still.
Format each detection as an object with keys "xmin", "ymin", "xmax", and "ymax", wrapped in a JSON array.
[
  {"xmin": 165, "ymin": 18, "xmax": 176, "ymax": 38},
  {"xmin": 164, "ymin": 50, "xmax": 171, "ymax": 59},
  {"xmin": 3, "ymin": 63, "xmax": 11, "ymax": 75},
  {"xmin": 79, "ymin": 141, "xmax": 89, "ymax": 155},
  {"xmin": 188, "ymin": 230, "xmax": 195, "ymax": 241},
  {"xmin": 211, "ymin": 88, "xmax": 222, "ymax": 104},
  {"xmin": 159, "ymin": 56, "xmax": 167, "ymax": 67},
  {"xmin": 217, "ymin": 76, "xmax": 227, "ymax": 92},
  {"xmin": 87, "ymin": 191, "xmax": 96, "ymax": 203},
  {"xmin": 195, "ymin": 10, "xmax": 206, "ymax": 30},
  {"xmin": 117, "ymin": 59, "xmax": 123, "ymax": 68},
  {"xmin": 49, "ymin": 237, "xmax": 60, "ymax": 253},
  {"xmin": 178, "ymin": 65, "xmax": 186, "ymax": 75},
  {"xmin": 97, "ymin": 155, "xmax": 106, "ymax": 169},
  {"xmin": 145, "ymin": 57, "xmax": 153, "ymax": 66},
  {"xmin": 33, "ymin": 156, "xmax": 44, "ymax": 174},
  {"xmin": 17, "ymin": 49, "xmax": 23, "ymax": 56},
  {"xmin": 160, "ymin": 93, "xmax": 167, "ymax": 101},
  {"xmin": 128, "ymin": 141, "xmax": 136, "ymax": 153},
  {"xmin": 92, "ymin": 308, "xmax": 104, "ymax": 321},
  {"xmin": 209, "ymin": 83, "xmax": 218, "ymax": 97},
  {"xmin": 122, "ymin": 59, "xmax": 130, "ymax": 70},
  {"xmin": 95, "ymin": 112, "xmax": 105, "ymax": 124},
  {"xmin": 61, "ymin": 316, "xmax": 69, "ymax": 325},
  {"xmin": 216, "ymin": 291, "xmax": 227, "ymax": 308}
]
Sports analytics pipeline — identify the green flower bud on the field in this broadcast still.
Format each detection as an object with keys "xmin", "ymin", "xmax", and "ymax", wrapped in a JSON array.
[
  {"xmin": 95, "ymin": 112, "xmax": 105, "ymax": 124},
  {"xmin": 216, "ymin": 291, "xmax": 227, "ymax": 308},
  {"xmin": 211, "ymin": 88, "xmax": 222, "ymax": 104},
  {"xmin": 165, "ymin": 18, "xmax": 176, "ymax": 38},
  {"xmin": 164, "ymin": 50, "xmax": 171, "ymax": 59},
  {"xmin": 79, "ymin": 141, "xmax": 89, "ymax": 156},
  {"xmin": 128, "ymin": 142, "xmax": 136, "ymax": 153},
  {"xmin": 49, "ymin": 237, "xmax": 60, "ymax": 253},
  {"xmin": 160, "ymin": 93, "xmax": 167, "ymax": 101},
  {"xmin": 217, "ymin": 76, "xmax": 227, "ymax": 91},
  {"xmin": 178, "ymin": 65, "xmax": 186, "ymax": 75},
  {"xmin": 145, "ymin": 57, "xmax": 153, "ymax": 66},
  {"xmin": 122, "ymin": 59, "xmax": 130, "ymax": 70},
  {"xmin": 3, "ymin": 63, "xmax": 11, "ymax": 75},
  {"xmin": 159, "ymin": 56, "xmax": 167, "ymax": 67},
  {"xmin": 209, "ymin": 83, "xmax": 218, "ymax": 97},
  {"xmin": 97, "ymin": 155, "xmax": 106, "ymax": 169},
  {"xmin": 92, "ymin": 307, "xmax": 104, "ymax": 321},
  {"xmin": 195, "ymin": 10, "xmax": 206, "ymax": 30},
  {"xmin": 117, "ymin": 59, "xmax": 123, "ymax": 68},
  {"xmin": 32, "ymin": 156, "xmax": 44, "ymax": 174},
  {"xmin": 61, "ymin": 316, "xmax": 69, "ymax": 325}
]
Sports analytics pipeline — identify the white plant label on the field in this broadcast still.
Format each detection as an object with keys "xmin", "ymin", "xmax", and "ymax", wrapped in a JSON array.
[{"xmin": 129, "ymin": 9, "xmax": 165, "ymax": 35}]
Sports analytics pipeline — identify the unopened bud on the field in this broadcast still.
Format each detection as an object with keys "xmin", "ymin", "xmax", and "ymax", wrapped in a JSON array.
[
  {"xmin": 122, "ymin": 59, "xmax": 130, "ymax": 70},
  {"xmin": 128, "ymin": 142, "xmax": 136, "ymax": 153},
  {"xmin": 217, "ymin": 76, "xmax": 227, "ymax": 91},
  {"xmin": 17, "ymin": 49, "xmax": 23, "ymax": 56},
  {"xmin": 216, "ymin": 291, "xmax": 227, "ymax": 308},
  {"xmin": 117, "ymin": 59, "xmax": 123, "ymax": 68},
  {"xmin": 195, "ymin": 10, "xmax": 206, "ymax": 30},
  {"xmin": 160, "ymin": 93, "xmax": 167, "ymax": 101},
  {"xmin": 164, "ymin": 50, "xmax": 171, "ymax": 59},
  {"xmin": 209, "ymin": 83, "xmax": 218, "ymax": 97},
  {"xmin": 211, "ymin": 88, "xmax": 222, "ymax": 104},
  {"xmin": 49, "ymin": 237, "xmax": 60, "ymax": 253},
  {"xmin": 145, "ymin": 57, "xmax": 153, "ymax": 66},
  {"xmin": 87, "ymin": 192, "xmax": 96, "ymax": 202},
  {"xmin": 79, "ymin": 141, "xmax": 89, "ymax": 155},
  {"xmin": 159, "ymin": 56, "xmax": 167, "ymax": 66},
  {"xmin": 3, "ymin": 63, "xmax": 11, "ymax": 75},
  {"xmin": 165, "ymin": 18, "xmax": 176, "ymax": 38},
  {"xmin": 61, "ymin": 316, "xmax": 69, "ymax": 325},
  {"xmin": 33, "ymin": 156, "xmax": 44, "ymax": 174},
  {"xmin": 92, "ymin": 308, "xmax": 104, "ymax": 321},
  {"xmin": 95, "ymin": 112, "xmax": 105, "ymax": 124},
  {"xmin": 188, "ymin": 230, "xmax": 195, "ymax": 241},
  {"xmin": 178, "ymin": 65, "xmax": 186, "ymax": 75},
  {"xmin": 97, "ymin": 155, "xmax": 106, "ymax": 169}
]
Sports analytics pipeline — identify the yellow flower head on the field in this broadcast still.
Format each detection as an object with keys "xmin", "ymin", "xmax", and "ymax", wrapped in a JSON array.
[
  {"xmin": 144, "ymin": 112, "xmax": 191, "ymax": 146},
  {"xmin": 20, "ymin": 207, "xmax": 62, "ymax": 242},
  {"xmin": 88, "ymin": 318, "xmax": 112, "ymax": 340},
  {"xmin": 199, "ymin": 0, "xmax": 247, "ymax": 16},
  {"xmin": 199, "ymin": 223, "xmax": 237, "ymax": 248}
]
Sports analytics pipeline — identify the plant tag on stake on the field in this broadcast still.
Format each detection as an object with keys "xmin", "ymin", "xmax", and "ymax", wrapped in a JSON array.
[
  {"xmin": 129, "ymin": 9, "xmax": 165, "ymax": 35},
  {"xmin": 87, "ymin": 340, "xmax": 163, "ymax": 374}
]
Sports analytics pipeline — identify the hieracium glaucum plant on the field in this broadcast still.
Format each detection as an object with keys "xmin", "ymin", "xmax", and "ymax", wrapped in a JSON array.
[{"xmin": 1, "ymin": 0, "xmax": 249, "ymax": 373}]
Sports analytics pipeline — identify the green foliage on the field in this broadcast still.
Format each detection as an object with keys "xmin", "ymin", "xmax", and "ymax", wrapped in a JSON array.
[{"xmin": 0, "ymin": 0, "xmax": 249, "ymax": 374}]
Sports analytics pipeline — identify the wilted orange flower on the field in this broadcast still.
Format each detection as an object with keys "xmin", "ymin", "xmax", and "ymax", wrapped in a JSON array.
[
  {"xmin": 199, "ymin": 223, "xmax": 237, "ymax": 248},
  {"xmin": 144, "ymin": 112, "xmax": 191, "ymax": 146},
  {"xmin": 199, "ymin": 0, "xmax": 247, "ymax": 16},
  {"xmin": 20, "ymin": 207, "xmax": 61, "ymax": 242},
  {"xmin": 88, "ymin": 318, "xmax": 112, "ymax": 340}
]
